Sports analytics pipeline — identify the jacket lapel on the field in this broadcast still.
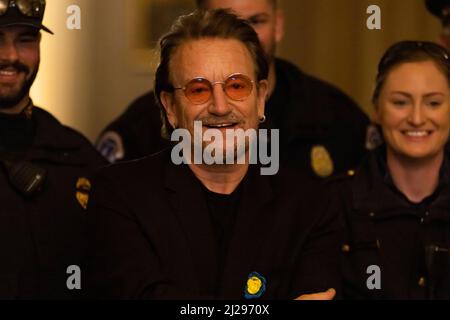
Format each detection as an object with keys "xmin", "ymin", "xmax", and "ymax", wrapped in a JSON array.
[{"xmin": 163, "ymin": 161, "xmax": 217, "ymax": 293}]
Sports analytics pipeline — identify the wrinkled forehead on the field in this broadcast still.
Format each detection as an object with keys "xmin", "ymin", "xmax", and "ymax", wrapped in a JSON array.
[{"xmin": 168, "ymin": 38, "xmax": 257, "ymax": 84}]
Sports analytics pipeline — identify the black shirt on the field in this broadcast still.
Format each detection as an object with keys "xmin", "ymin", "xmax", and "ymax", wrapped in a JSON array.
[{"xmin": 202, "ymin": 183, "xmax": 243, "ymax": 295}]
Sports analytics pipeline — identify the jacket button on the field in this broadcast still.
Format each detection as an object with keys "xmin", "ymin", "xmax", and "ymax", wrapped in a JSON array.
[
  {"xmin": 369, "ymin": 212, "xmax": 375, "ymax": 218},
  {"xmin": 341, "ymin": 244, "xmax": 351, "ymax": 253},
  {"xmin": 418, "ymin": 277, "xmax": 427, "ymax": 288}
]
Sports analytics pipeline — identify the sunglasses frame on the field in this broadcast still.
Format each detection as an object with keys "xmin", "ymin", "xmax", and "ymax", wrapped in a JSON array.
[
  {"xmin": 0, "ymin": 0, "xmax": 46, "ymax": 18},
  {"xmin": 172, "ymin": 73, "xmax": 255, "ymax": 105},
  {"xmin": 379, "ymin": 41, "xmax": 449, "ymax": 70}
]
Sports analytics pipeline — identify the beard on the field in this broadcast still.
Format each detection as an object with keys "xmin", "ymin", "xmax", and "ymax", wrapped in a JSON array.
[{"xmin": 0, "ymin": 61, "xmax": 39, "ymax": 110}]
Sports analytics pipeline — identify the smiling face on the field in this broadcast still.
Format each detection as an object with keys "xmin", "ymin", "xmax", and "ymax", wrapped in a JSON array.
[
  {"xmin": 375, "ymin": 60, "xmax": 450, "ymax": 161},
  {"xmin": 160, "ymin": 38, "xmax": 268, "ymax": 155},
  {"xmin": 0, "ymin": 26, "xmax": 40, "ymax": 111},
  {"xmin": 205, "ymin": 0, "xmax": 283, "ymax": 61}
]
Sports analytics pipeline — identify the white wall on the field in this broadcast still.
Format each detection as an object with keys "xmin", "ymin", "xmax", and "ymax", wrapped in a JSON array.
[{"xmin": 32, "ymin": 0, "xmax": 155, "ymax": 142}]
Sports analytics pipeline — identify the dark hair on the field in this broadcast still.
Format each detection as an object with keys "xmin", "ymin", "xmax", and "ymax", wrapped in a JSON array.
[
  {"xmin": 154, "ymin": 9, "xmax": 269, "ymax": 138},
  {"xmin": 196, "ymin": 0, "xmax": 278, "ymax": 10},
  {"xmin": 372, "ymin": 40, "xmax": 450, "ymax": 106}
]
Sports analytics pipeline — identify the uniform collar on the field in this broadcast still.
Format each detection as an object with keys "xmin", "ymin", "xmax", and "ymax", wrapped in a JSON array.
[
  {"xmin": 352, "ymin": 147, "xmax": 450, "ymax": 221},
  {"xmin": 22, "ymin": 106, "xmax": 94, "ymax": 166},
  {"xmin": 31, "ymin": 106, "xmax": 85, "ymax": 150},
  {"xmin": 0, "ymin": 108, "xmax": 35, "ymax": 152},
  {"xmin": 271, "ymin": 58, "xmax": 336, "ymax": 143},
  {"xmin": 375, "ymin": 147, "xmax": 450, "ymax": 197}
]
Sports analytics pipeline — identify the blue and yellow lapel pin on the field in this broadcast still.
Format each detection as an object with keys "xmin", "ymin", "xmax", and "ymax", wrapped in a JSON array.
[{"xmin": 244, "ymin": 272, "xmax": 266, "ymax": 299}]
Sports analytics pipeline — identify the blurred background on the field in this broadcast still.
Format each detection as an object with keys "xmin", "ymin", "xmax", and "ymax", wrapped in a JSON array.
[{"xmin": 32, "ymin": 0, "xmax": 441, "ymax": 142}]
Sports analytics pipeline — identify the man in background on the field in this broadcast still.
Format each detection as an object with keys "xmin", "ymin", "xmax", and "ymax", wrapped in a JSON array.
[
  {"xmin": 0, "ymin": 0, "xmax": 104, "ymax": 299},
  {"xmin": 97, "ymin": 0, "xmax": 370, "ymax": 179}
]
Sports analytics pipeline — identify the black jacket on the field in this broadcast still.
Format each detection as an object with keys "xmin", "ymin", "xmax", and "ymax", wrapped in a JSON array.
[
  {"xmin": 333, "ymin": 148, "xmax": 450, "ymax": 299},
  {"xmin": 86, "ymin": 149, "xmax": 342, "ymax": 299},
  {"xmin": 0, "ymin": 107, "xmax": 105, "ymax": 299},
  {"xmin": 97, "ymin": 58, "xmax": 369, "ymax": 178}
]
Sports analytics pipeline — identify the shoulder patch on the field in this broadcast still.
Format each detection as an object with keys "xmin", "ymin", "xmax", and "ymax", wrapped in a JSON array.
[{"xmin": 96, "ymin": 131, "xmax": 125, "ymax": 163}]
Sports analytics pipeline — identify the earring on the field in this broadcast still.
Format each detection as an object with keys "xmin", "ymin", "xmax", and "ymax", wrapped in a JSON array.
[
  {"xmin": 365, "ymin": 123, "xmax": 384, "ymax": 150},
  {"xmin": 259, "ymin": 115, "xmax": 266, "ymax": 124}
]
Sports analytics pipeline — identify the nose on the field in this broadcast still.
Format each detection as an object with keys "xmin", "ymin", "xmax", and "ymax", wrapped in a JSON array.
[
  {"xmin": 408, "ymin": 103, "xmax": 426, "ymax": 126},
  {"xmin": 207, "ymin": 83, "xmax": 232, "ymax": 116},
  {"xmin": 0, "ymin": 40, "xmax": 19, "ymax": 62}
]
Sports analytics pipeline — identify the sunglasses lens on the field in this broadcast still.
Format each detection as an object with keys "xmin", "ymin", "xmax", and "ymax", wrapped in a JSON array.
[
  {"xmin": 225, "ymin": 75, "xmax": 253, "ymax": 101},
  {"xmin": 185, "ymin": 78, "xmax": 211, "ymax": 104},
  {"xmin": 17, "ymin": 0, "xmax": 44, "ymax": 17},
  {"xmin": 181, "ymin": 74, "xmax": 253, "ymax": 104}
]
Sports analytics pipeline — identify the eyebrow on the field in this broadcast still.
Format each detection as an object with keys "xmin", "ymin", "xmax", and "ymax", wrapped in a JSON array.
[
  {"xmin": 19, "ymin": 31, "xmax": 40, "ymax": 37},
  {"xmin": 389, "ymin": 91, "xmax": 445, "ymax": 98},
  {"xmin": 0, "ymin": 32, "xmax": 39, "ymax": 40},
  {"xmin": 0, "ymin": 28, "xmax": 40, "ymax": 36},
  {"xmin": 246, "ymin": 13, "xmax": 270, "ymax": 21}
]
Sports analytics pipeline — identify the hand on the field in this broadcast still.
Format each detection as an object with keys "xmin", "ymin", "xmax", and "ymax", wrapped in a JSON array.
[{"xmin": 295, "ymin": 288, "xmax": 336, "ymax": 300}]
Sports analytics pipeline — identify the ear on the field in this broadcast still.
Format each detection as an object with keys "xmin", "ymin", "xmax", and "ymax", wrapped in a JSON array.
[
  {"xmin": 160, "ymin": 91, "xmax": 178, "ymax": 129},
  {"xmin": 439, "ymin": 33, "xmax": 450, "ymax": 51},
  {"xmin": 275, "ymin": 9, "xmax": 285, "ymax": 43},
  {"xmin": 372, "ymin": 103, "xmax": 381, "ymax": 124},
  {"xmin": 257, "ymin": 80, "xmax": 269, "ymax": 117}
]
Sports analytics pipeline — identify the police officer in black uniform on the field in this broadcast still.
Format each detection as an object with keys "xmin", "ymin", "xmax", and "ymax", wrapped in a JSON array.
[
  {"xmin": 96, "ymin": 0, "xmax": 370, "ymax": 179},
  {"xmin": 335, "ymin": 41, "xmax": 450, "ymax": 299},
  {"xmin": 426, "ymin": 0, "xmax": 450, "ymax": 50},
  {"xmin": 0, "ymin": 0, "xmax": 105, "ymax": 299}
]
